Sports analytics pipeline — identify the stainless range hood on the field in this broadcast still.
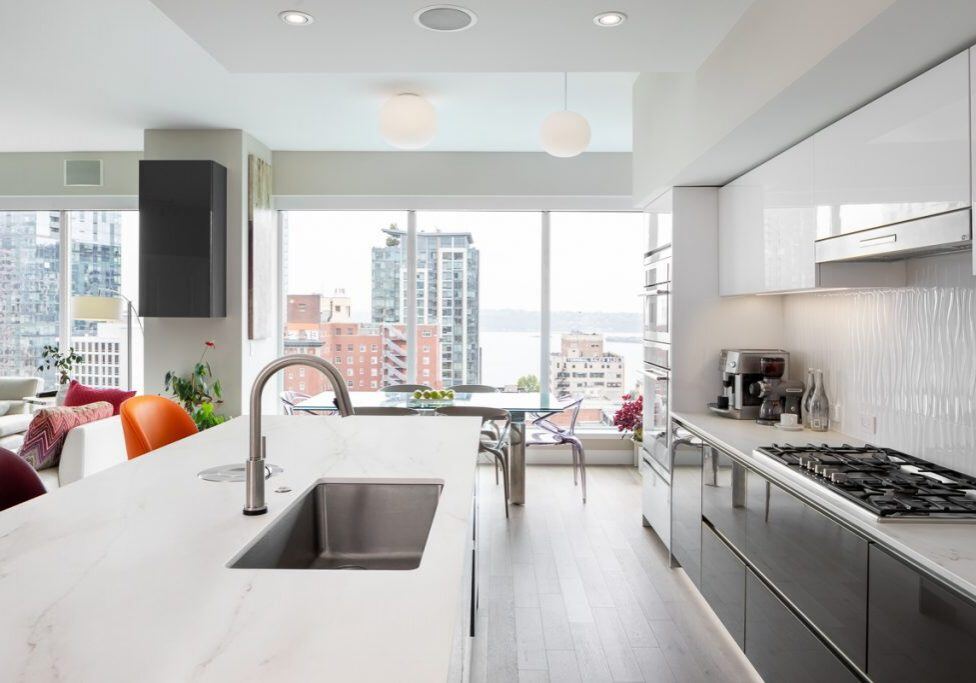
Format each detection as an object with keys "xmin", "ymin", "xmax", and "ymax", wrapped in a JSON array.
[{"xmin": 815, "ymin": 209, "xmax": 972, "ymax": 263}]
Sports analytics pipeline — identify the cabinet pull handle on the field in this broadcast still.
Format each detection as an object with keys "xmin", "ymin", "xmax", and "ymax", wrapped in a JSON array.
[{"xmin": 859, "ymin": 234, "xmax": 896, "ymax": 248}]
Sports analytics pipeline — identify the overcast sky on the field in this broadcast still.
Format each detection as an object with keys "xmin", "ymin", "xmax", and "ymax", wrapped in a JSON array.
[{"xmin": 285, "ymin": 211, "xmax": 645, "ymax": 319}]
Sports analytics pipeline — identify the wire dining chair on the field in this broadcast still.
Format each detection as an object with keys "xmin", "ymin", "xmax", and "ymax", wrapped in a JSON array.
[
  {"xmin": 280, "ymin": 390, "xmax": 311, "ymax": 416},
  {"xmin": 435, "ymin": 405, "xmax": 511, "ymax": 518}
]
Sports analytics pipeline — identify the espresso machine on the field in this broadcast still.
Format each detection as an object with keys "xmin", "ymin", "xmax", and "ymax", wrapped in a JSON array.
[
  {"xmin": 709, "ymin": 350, "xmax": 790, "ymax": 420},
  {"xmin": 748, "ymin": 355, "xmax": 805, "ymax": 425}
]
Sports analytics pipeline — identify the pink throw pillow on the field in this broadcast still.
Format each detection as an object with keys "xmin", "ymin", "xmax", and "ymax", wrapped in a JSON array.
[
  {"xmin": 64, "ymin": 380, "xmax": 135, "ymax": 416},
  {"xmin": 18, "ymin": 402, "xmax": 113, "ymax": 471}
]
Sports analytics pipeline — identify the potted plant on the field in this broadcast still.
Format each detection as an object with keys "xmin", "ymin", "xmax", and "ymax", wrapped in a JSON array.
[
  {"xmin": 612, "ymin": 393, "xmax": 643, "ymax": 467},
  {"xmin": 38, "ymin": 345, "xmax": 84, "ymax": 405},
  {"xmin": 164, "ymin": 341, "xmax": 228, "ymax": 431}
]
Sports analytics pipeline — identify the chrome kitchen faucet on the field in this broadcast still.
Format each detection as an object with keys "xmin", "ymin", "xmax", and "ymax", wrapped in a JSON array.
[{"xmin": 244, "ymin": 355, "xmax": 353, "ymax": 515}]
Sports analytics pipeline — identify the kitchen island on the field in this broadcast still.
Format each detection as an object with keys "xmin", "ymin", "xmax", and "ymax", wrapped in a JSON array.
[{"xmin": 0, "ymin": 415, "xmax": 482, "ymax": 683}]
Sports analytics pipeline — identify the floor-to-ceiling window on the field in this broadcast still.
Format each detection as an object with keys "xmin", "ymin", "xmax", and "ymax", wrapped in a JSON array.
[
  {"xmin": 415, "ymin": 211, "xmax": 541, "ymax": 390},
  {"xmin": 69, "ymin": 211, "xmax": 142, "ymax": 391},
  {"xmin": 0, "ymin": 211, "xmax": 61, "ymax": 386},
  {"xmin": 282, "ymin": 208, "xmax": 643, "ymax": 430},
  {"xmin": 282, "ymin": 211, "xmax": 409, "ymax": 393},
  {"xmin": 0, "ymin": 209, "xmax": 141, "ymax": 392},
  {"xmin": 550, "ymin": 212, "xmax": 645, "ymax": 426}
]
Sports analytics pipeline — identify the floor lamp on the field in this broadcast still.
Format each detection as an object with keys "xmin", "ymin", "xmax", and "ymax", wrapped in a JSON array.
[{"xmin": 71, "ymin": 294, "xmax": 138, "ymax": 390}]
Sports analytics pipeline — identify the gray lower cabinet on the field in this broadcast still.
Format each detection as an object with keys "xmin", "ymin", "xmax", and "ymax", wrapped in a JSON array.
[
  {"xmin": 670, "ymin": 432, "xmax": 703, "ymax": 588},
  {"xmin": 743, "ymin": 468, "xmax": 868, "ymax": 670},
  {"xmin": 746, "ymin": 570, "xmax": 859, "ymax": 683},
  {"xmin": 868, "ymin": 545, "xmax": 976, "ymax": 682},
  {"xmin": 701, "ymin": 522, "xmax": 745, "ymax": 648}
]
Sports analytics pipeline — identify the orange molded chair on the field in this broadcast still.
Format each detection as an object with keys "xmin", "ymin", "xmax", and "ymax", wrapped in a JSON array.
[{"xmin": 120, "ymin": 396, "xmax": 199, "ymax": 460}]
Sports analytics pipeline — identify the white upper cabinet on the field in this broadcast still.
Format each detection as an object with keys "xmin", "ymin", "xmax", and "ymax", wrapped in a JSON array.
[
  {"xmin": 761, "ymin": 139, "xmax": 816, "ymax": 291},
  {"xmin": 719, "ymin": 166, "xmax": 763, "ymax": 296},
  {"xmin": 719, "ymin": 140, "xmax": 815, "ymax": 295},
  {"xmin": 814, "ymin": 51, "xmax": 971, "ymax": 239}
]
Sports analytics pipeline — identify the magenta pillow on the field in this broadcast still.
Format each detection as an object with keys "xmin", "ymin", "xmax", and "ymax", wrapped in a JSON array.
[
  {"xmin": 64, "ymin": 380, "xmax": 135, "ymax": 416},
  {"xmin": 18, "ymin": 402, "xmax": 113, "ymax": 471}
]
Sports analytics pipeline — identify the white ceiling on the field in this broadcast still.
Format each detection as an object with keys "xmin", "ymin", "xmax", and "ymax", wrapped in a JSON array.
[
  {"xmin": 0, "ymin": 0, "xmax": 752, "ymax": 152},
  {"xmin": 149, "ymin": 0, "xmax": 753, "ymax": 73}
]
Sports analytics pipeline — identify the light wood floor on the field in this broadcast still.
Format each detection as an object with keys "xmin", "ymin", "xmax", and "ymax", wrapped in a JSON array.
[{"xmin": 471, "ymin": 465, "xmax": 762, "ymax": 683}]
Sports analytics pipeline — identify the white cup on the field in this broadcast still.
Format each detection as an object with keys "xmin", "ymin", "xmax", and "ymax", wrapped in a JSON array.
[{"xmin": 779, "ymin": 413, "xmax": 798, "ymax": 427}]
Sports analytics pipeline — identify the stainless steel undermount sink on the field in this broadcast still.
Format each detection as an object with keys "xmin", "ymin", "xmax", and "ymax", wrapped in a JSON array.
[{"xmin": 229, "ymin": 478, "xmax": 443, "ymax": 570}]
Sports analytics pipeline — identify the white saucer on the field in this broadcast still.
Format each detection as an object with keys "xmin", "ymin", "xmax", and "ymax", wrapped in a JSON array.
[{"xmin": 774, "ymin": 423, "xmax": 803, "ymax": 431}]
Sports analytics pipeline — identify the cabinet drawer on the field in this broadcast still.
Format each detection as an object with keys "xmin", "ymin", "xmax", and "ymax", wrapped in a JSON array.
[
  {"xmin": 868, "ymin": 545, "xmax": 976, "ymax": 682},
  {"xmin": 640, "ymin": 456, "xmax": 671, "ymax": 549},
  {"xmin": 701, "ymin": 445, "xmax": 747, "ymax": 551},
  {"xmin": 746, "ymin": 570, "xmax": 859, "ymax": 683},
  {"xmin": 743, "ymin": 468, "xmax": 867, "ymax": 670},
  {"xmin": 670, "ymin": 435, "xmax": 703, "ymax": 589},
  {"xmin": 701, "ymin": 523, "xmax": 745, "ymax": 648}
]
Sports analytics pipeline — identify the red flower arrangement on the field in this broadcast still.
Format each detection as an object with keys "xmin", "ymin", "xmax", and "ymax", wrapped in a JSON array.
[{"xmin": 612, "ymin": 393, "xmax": 643, "ymax": 442}]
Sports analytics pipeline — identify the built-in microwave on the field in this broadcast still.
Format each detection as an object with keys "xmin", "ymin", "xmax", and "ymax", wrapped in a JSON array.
[{"xmin": 642, "ymin": 247, "xmax": 671, "ymax": 344}]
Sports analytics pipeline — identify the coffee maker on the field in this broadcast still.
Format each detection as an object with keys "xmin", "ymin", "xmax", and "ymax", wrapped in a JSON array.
[
  {"xmin": 709, "ymin": 350, "xmax": 790, "ymax": 420},
  {"xmin": 749, "ymin": 355, "xmax": 805, "ymax": 425}
]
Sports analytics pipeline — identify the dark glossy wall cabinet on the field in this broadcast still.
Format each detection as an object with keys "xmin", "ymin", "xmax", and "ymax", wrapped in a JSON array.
[
  {"xmin": 670, "ymin": 431, "xmax": 703, "ymax": 588},
  {"xmin": 746, "ymin": 570, "xmax": 859, "ymax": 683},
  {"xmin": 139, "ymin": 160, "xmax": 227, "ymax": 317},
  {"xmin": 868, "ymin": 545, "xmax": 976, "ymax": 682}
]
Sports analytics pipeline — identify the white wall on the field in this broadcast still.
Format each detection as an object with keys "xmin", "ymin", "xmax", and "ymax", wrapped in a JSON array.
[
  {"xmin": 273, "ymin": 151, "xmax": 633, "ymax": 210},
  {"xmin": 142, "ymin": 129, "xmax": 278, "ymax": 417},
  {"xmin": 0, "ymin": 152, "xmax": 140, "ymax": 208},
  {"xmin": 666, "ymin": 187, "xmax": 785, "ymax": 414},
  {"xmin": 782, "ymin": 252, "xmax": 976, "ymax": 472}
]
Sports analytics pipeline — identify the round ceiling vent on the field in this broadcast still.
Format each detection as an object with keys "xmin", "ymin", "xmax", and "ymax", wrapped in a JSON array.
[{"xmin": 414, "ymin": 5, "xmax": 477, "ymax": 32}]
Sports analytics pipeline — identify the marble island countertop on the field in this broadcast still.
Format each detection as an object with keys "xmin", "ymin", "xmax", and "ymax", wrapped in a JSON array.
[
  {"xmin": 0, "ymin": 415, "xmax": 482, "ymax": 683},
  {"xmin": 674, "ymin": 411, "xmax": 976, "ymax": 602}
]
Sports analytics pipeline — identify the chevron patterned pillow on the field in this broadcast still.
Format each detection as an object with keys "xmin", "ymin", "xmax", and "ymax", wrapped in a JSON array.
[{"xmin": 18, "ymin": 402, "xmax": 113, "ymax": 471}]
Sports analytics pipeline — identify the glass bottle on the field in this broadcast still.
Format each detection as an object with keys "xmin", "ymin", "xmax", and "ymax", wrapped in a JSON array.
[
  {"xmin": 801, "ymin": 368, "xmax": 815, "ymax": 428},
  {"xmin": 808, "ymin": 369, "xmax": 830, "ymax": 432}
]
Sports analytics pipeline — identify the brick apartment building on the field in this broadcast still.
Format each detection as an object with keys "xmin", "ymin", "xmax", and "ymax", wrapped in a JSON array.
[{"xmin": 283, "ymin": 294, "xmax": 441, "ymax": 393}]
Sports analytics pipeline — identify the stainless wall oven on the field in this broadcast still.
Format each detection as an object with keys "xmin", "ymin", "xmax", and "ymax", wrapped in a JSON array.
[{"xmin": 641, "ymin": 245, "xmax": 673, "ymax": 548}]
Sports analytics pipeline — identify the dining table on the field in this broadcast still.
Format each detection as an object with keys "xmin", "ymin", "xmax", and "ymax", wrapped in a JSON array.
[{"xmin": 295, "ymin": 391, "xmax": 575, "ymax": 505}]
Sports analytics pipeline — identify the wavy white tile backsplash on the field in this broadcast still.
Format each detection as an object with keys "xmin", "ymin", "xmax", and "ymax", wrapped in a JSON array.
[{"xmin": 783, "ymin": 252, "xmax": 976, "ymax": 472}]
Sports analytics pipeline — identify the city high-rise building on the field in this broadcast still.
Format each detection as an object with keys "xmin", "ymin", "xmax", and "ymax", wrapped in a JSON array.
[
  {"xmin": 371, "ymin": 226, "xmax": 479, "ymax": 387},
  {"xmin": 550, "ymin": 332, "xmax": 625, "ymax": 399},
  {"xmin": 1, "ymin": 210, "xmax": 131, "ymax": 388},
  {"xmin": 283, "ymin": 293, "xmax": 441, "ymax": 393}
]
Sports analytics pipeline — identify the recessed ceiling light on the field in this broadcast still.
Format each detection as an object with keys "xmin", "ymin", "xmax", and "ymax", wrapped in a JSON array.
[
  {"xmin": 414, "ymin": 5, "xmax": 477, "ymax": 32},
  {"xmin": 278, "ymin": 10, "xmax": 314, "ymax": 26},
  {"xmin": 593, "ymin": 11, "xmax": 627, "ymax": 27}
]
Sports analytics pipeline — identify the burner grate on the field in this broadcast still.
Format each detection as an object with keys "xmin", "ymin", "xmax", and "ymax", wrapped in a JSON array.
[{"xmin": 757, "ymin": 443, "xmax": 976, "ymax": 520}]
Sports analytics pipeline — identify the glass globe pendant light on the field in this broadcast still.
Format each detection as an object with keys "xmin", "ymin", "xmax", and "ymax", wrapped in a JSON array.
[
  {"xmin": 379, "ymin": 93, "xmax": 438, "ymax": 150},
  {"xmin": 540, "ymin": 73, "xmax": 591, "ymax": 158}
]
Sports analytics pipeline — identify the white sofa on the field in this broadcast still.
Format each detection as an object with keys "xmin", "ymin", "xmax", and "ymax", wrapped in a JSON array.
[{"xmin": 0, "ymin": 377, "xmax": 43, "ymax": 450}]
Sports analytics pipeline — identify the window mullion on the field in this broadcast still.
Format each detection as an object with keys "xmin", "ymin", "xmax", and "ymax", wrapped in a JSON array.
[
  {"xmin": 406, "ymin": 210, "xmax": 417, "ymax": 384},
  {"xmin": 59, "ymin": 209, "xmax": 71, "ymax": 368},
  {"xmin": 540, "ymin": 211, "xmax": 551, "ymax": 398}
]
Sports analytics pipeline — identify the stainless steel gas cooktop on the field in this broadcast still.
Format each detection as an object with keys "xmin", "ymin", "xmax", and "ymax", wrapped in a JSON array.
[{"xmin": 757, "ymin": 443, "xmax": 976, "ymax": 521}]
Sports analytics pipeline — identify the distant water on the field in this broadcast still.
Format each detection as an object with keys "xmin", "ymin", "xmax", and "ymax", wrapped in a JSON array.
[{"xmin": 479, "ymin": 331, "xmax": 643, "ymax": 394}]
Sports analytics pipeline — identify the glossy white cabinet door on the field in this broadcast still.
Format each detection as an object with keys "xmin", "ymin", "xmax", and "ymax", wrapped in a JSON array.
[
  {"xmin": 762, "ymin": 138, "xmax": 817, "ymax": 291},
  {"xmin": 814, "ymin": 50, "xmax": 971, "ymax": 239},
  {"xmin": 718, "ymin": 169, "xmax": 764, "ymax": 296}
]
